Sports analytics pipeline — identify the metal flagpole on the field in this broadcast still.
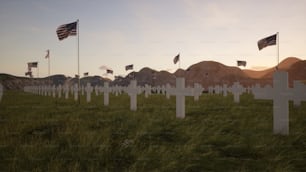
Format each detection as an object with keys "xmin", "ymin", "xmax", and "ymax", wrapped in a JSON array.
[
  {"xmin": 77, "ymin": 19, "xmax": 80, "ymax": 104},
  {"xmin": 277, "ymin": 32, "xmax": 279, "ymax": 69},
  {"xmin": 48, "ymin": 50, "xmax": 50, "ymax": 77}
]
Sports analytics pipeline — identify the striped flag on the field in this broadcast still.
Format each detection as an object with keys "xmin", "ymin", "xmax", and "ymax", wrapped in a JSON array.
[
  {"xmin": 173, "ymin": 53, "xmax": 180, "ymax": 64},
  {"xmin": 257, "ymin": 33, "xmax": 277, "ymax": 50},
  {"xmin": 125, "ymin": 64, "xmax": 133, "ymax": 71},
  {"xmin": 25, "ymin": 71, "xmax": 32, "ymax": 77},
  {"xmin": 45, "ymin": 49, "xmax": 50, "ymax": 59},
  {"xmin": 28, "ymin": 62, "xmax": 38, "ymax": 68},
  {"xmin": 107, "ymin": 69, "xmax": 113, "ymax": 74},
  {"xmin": 56, "ymin": 21, "xmax": 77, "ymax": 41},
  {"xmin": 237, "ymin": 60, "xmax": 247, "ymax": 67}
]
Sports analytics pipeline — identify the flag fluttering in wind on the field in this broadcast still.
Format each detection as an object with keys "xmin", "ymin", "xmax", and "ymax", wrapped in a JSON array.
[
  {"xmin": 107, "ymin": 69, "xmax": 113, "ymax": 74},
  {"xmin": 25, "ymin": 71, "xmax": 32, "ymax": 77},
  {"xmin": 56, "ymin": 21, "xmax": 77, "ymax": 41},
  {"xmin": 125, "ymin": 64, "xmax": 133, "ymax": 71},
  {"xmin": 237, "ymin": 60, "xmax": 247, "ymax": 67},
  {"xmin": 28, "ymin": 62, "xmax": 38, "ymax": 68},
  {"xmin": 173, "ymin": 53, "xmax": 180, "ymax": 64},
  {"xmin": 257, "ymin": 33, "xmax": 277, "ymax": 50},
  {"xmin": 45, "ymin": 49, "xmax": 50, "ymax": 59},
  {"xmin": 84, "ymin": 72, "xmax": 89, "ymax": 76}
]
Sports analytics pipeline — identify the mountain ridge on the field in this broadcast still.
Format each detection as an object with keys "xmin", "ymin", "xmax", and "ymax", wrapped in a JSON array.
[{"xmin": 1, "ymin": 57, "xmax": 305, "ymax": 90}]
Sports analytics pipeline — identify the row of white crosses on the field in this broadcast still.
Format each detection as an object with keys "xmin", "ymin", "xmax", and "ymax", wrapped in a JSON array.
[
  {"xmin": 23, "ymin": 71, "xmax": 306, "ymax": 135},
  {"xmin": 208, "ymin": 82, "xmax": 246, "ymax": 103}
]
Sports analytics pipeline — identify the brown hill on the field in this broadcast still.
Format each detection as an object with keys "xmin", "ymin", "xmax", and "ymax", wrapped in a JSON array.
[
  {"xmin": 184, "ymin": 61, "xmax": 249, "ymax": 87},
  {"xmin": 1, "ymin": 57, "xmax": 305, "ymax": 90},
  {"xmin": 243, "ymin": 57, "xmax": 301, "ymax": 79}
]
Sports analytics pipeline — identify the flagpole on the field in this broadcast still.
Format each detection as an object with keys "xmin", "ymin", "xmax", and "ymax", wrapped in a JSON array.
[
  {"xmin": 47, "ymin": 50, "xmax": 50, "ymax": 85},
  {"xmin": 277, "ymin": 32, "xmax": 279, "ymax": 69},
  {"xmin": 77, "ymin": 19, "xmax": 81, "ymax": 104}
]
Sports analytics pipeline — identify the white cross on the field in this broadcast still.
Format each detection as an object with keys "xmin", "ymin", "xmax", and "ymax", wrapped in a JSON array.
[
  {"xmin": 100, "ymin": 82, "xmax": 112, "ymax": 106},
  {"xmin": 222, "ymin": 84, "xmax": 228, "ymax": 97},
  {"xmin": 166, "ymin": 84, "xmax": 171, "ymax": 99},
  {"xmin": 144, "ymin": 84, "xmax": 151, "ymax": 98},
  {"xmin": 52, "ymin": 85, "xmax": 56, "ymax": 98},
  {"xmin": 208, "ymin": 86, "xmax": 214, "ymax": 94},
  {"xmin": 63, "ymin": 85, "xmax": 69, "ymax": 99},
  {"xmin": 214, "ymin": 85, "xmax": 222, "ymax": 94},
  {"xmin": 193, "ymin": 83, "xmax": 203, "ymax": 101},
  {"xmin": 38, "ymin": 86, "xmax": 42, "ymax": 96},
  {"xmin": 112, "ymin": 85, "xmax": 122, "ymax": 96},
  {"xmin": 125, "ymin": 80, "xmax": 141, "ymax": 111},
  {"xmin": 85, "ymin": 83, "xmax": 93, "ymax": 103},
  {"xmin": 57, "ymin": 85, "xmax": 62, "ymax": 98},
  {"xmin": 43, "ymin": 85, "xmax": 47, "ymax": 96},
  {"xmin": 73, "ymin": 84, "xmax": 78, "ymax": 101},
  {"xmin": 229, "ymin": 82, "xmax": 245, "ymax": 103},
  {"xmin": 167, "ymin": 77, "xmax": 193, "ymax": 118},
  {"xmin": 252, "ymin": 71, "xmax": 306, "ymax": 135},
  {"xmin": 48, "ymin": 85, "xmax": 52, "ymax": 96},
  {"xmin": 292, "ymin": 81, "xmax": 306, "ymax": 106},
  {"xmin": 94, "ymin": 85, "xmax": 99, "ymax": 96}
]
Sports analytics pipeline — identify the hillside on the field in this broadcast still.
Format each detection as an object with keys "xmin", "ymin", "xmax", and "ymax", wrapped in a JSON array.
[{"xmin": 1, "ymin": 57, "xmax": 306, "ymax": 90}]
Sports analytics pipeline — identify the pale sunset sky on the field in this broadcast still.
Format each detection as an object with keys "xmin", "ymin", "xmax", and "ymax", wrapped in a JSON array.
[{"xmin": 0, "ymin": 0, "xmax": 306, "ymax": 79}]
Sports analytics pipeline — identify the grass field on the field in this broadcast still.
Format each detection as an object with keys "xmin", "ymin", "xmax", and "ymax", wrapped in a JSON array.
[{"xmin": 0, "ymin": 91, "xmax": 306, "ymax": 171}]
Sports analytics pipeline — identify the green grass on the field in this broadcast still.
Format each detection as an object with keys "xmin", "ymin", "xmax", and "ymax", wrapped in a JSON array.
[{"xmin": 0, "ymin": 91, "xmax": 306, "ymax": 171}]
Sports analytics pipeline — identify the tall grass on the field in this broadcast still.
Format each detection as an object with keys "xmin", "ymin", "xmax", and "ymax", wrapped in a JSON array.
[{"xmin": 0, "ymin": 91, "xmax": 305, "ymax": 171}]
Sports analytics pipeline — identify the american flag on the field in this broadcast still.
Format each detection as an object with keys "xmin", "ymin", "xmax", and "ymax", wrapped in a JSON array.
[
  {"xmin": 107, "ymin": 69, "xmax": 113, "ymax": 74},
  {"xmin": 237, "ymin": 60, "xmax": 247, "ymax": 67},
  {"xmin": 173, "ymin": 53, "xmax": 180, "ymax": 64},
  {"xmin": 56, "ymin": 21, "xmax": 77, "ymax": 41},
  {"xmin": 28, "ymin": 62, "xmax": 38, "ymax": 68},
  {"xmin": 125, "ymin": 64, "xmax": 133, "ymax": 71},
  {"xmin": 257, "ymin": 33, "xmax": 277, "ymax": 50},
  {"xmin": 45, "ymin": 49, "xmax": 50, "ymax": 59}
]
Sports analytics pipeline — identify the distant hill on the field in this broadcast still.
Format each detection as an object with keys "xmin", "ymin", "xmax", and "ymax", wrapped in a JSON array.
[
  {"xmin": 1, "ymin": 57, "xmax": 305, "ymax": 90},
  {"xmin": 0, "ymin": 74, "xmax": 109, "ymax": 90}
]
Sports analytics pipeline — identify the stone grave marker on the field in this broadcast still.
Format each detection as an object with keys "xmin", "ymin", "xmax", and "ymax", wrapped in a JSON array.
[
  {"xmin": 208, "ymin": 86, "xmax": 214, "ymax": 94},
  {"xmin": 229, "ymin": 82, "xmax": 245, "ymax": 103},
  {"xmin": 214, "ymin": 85, "xmax": 222, "ymax": 94},
  {"xmin": 292, "ymin": 81, "xmax": 306, "ymax": 106},
  {"xmin": 125, "ymin": 80, "xmax": 141, "ymax": 111},
  {"xmin": 94, "ymin": 85, "xmax": 99, "ymax": 96},
  {"xmin": 144, "ymin": 84, "xmax": 151, "ymax": 98},
  {"xmin": 73, "ymin": 84, "xmax": 78, "ymax": 101},
  {"xmin": 253, "ymin": 71, "xmax": 306, "ymax": 135},
  {"xmin": 166, "ymin": 84, "xmax": 171, "ymax": 99},
  {"xmin": 57, "ymin": 85, "xmax": 62, "ymax": 98},
  {"xmin": 100, "ymin": 82, "xmax": 112, "ymax": 106},
  {"xmin": 222, "ymin": 84, "xmax": 228, "ymax": 97},
  {"xmin": 64, "ymin": 85, "xmax": 69, "ymax": 99},
  {"xmin": 167, "ymin": 77, "xmax": 193, "ymax": 118},
  {"xmin": 52, "ymin": 85, "xmax": 56, "ymax": 98},
  {"xmin": 193, "ymin": 83, "xmax": 203, "ymax": 101},
  {"xmin": 85, "ymin": 83, "xmax": 93, "ymax": 103}
]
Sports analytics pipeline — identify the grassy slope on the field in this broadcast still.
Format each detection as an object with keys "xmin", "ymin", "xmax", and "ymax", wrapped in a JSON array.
[{"xmin": 0, "ymin": 91, "xmax": 306, "ymax": 171}]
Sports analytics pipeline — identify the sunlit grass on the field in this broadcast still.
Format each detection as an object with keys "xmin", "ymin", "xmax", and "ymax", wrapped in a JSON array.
[{"xmin": 0, "ymin": 91, "xmax": 305, "ymax": 171}]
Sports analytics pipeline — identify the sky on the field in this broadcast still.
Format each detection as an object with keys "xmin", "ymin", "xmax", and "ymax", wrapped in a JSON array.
[{"xmin": 0, "ymin": 0, "xmax": 306, "ymax": 79}]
